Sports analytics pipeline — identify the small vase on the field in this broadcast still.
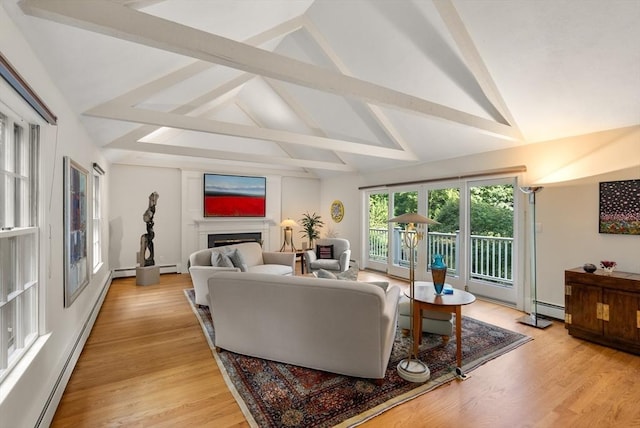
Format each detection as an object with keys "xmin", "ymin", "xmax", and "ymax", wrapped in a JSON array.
[
  {"xmin": 603, "ymin": 267, "xmax": 615, "ymax": 276},
  {"xmin": 431, "ymin": 254, "xmax": 447, "ymax": 295}
]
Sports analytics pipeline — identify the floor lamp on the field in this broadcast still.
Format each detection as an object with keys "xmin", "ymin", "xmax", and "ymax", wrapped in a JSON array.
[
  {"xmin": 517, "ymin": 187, "xmax": 552, "ymax": 329},
  {"xmin": 279, "ymin": 218, "xmax": 298, "ymax": 252},
  {"xmin": 389, "ymin": 212, "xmax": 439, "ymax": 383}
]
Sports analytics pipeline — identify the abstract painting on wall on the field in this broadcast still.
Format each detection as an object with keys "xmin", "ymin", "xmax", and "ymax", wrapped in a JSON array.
[
  {"xmin": 203, "ymin": 174, "xmax": 266, "ymax": 217},
  {"xmin": 64, "ymin": 156, "xmax": 90, "ymax": 306},
  {"xmin": 599, "ymin": 179, "xmax": 640, "ymax": 235}
]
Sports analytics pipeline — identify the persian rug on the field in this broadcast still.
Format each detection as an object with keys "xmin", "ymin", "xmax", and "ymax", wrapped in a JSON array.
[{"xmin": 184, "ymin": 289, "xmax": 532, "ymax": 428}]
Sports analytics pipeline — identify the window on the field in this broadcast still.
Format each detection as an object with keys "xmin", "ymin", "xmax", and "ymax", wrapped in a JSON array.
[
  {"xmin": 0, "ymin": 108, "xmax": 40, "ymax": 381},
  {"xmin": 92, "ymin": 170, "xmax": 103, "ymax": 272}
]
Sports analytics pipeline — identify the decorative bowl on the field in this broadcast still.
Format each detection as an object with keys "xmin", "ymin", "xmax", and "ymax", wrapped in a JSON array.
[{"xmin": 583, "ymin": 263, "xmax": 597, "ymax": 273}]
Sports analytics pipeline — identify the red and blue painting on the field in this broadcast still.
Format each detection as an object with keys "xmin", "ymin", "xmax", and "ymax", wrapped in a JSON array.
[{"xmin": 204, "ymin": 174, "xmax": 266, "ymax": 217}]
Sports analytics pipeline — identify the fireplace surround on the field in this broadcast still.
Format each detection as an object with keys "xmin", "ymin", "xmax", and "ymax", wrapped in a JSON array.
[{"xmin": 208, "ymin": 233, "xmax": 262, "ymax": 248}]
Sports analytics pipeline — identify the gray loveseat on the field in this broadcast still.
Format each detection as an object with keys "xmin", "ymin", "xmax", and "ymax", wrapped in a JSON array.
[
  {"xmin": 188, "ymin": 242, "xmax": 295, "ymax": 306},
  {"xmin": 208, "ymin": 271, "xmax": 400, "ymax": 379}
]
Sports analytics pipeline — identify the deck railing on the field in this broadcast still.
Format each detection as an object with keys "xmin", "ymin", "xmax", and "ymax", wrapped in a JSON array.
[{"xmin": 368, "ymin": 227, "xmax": 513, "ymax": 286}]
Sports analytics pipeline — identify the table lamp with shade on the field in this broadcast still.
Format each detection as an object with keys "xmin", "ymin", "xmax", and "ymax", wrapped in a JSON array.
[
  {"xmin": 389, "ymin": 212, "xmax": 439, "ymax": 382},
  {"xmin": 279, "ymin": 218, "xmax": 298, "ymax": 252}
]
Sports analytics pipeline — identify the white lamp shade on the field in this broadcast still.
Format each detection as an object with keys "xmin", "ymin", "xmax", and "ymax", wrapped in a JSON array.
[
  {"xmin": 280, "ymin": 218, "xmax": 298, "ymax": 228},
  {"xmin": 389, "ymin": 212, "xmax": 439, "ymax": 225}
]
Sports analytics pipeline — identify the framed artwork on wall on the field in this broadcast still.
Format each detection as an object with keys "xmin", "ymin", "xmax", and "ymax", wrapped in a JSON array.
[
  {"xmin": 64, "ymin": 156, "xmax": 90, "ymax": 307},
  {"xmin": 599, "ymin": 179, "xmax": 640, "ymax": 235},
  {"xmin": 203, "ymin": 173, "xmax": 266, "ymax": 217}
]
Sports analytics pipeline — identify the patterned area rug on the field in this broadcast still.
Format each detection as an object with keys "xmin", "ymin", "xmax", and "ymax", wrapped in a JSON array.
[{"xmin": 184, "ymin": 289, "xmax": 531, "ymax": 427}]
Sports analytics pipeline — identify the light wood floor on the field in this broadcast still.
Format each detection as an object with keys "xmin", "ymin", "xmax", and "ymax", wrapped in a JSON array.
[{"xmin": 52, "ymin": 268, "xmax": 640, "ymax": 427}]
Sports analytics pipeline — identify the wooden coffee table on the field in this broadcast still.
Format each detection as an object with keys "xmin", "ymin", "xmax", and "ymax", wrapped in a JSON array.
[{"xmin": 410, "ymin": 282, "xmax": 476, "ymax": 376}]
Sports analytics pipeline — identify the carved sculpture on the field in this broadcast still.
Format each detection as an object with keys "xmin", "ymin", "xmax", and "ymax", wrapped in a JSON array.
[{"xmin": 139, "ymin": 191, "xmax": 159, "ymax": 267}]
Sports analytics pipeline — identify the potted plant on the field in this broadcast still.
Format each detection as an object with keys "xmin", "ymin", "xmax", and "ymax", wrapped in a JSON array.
[{"xmin": 299, "ymin": 212, "xmax": 324, "ymax": 248}]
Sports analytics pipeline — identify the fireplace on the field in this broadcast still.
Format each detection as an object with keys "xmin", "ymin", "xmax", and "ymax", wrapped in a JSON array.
[{"xmin": 208, "ymin": 232, "xmax": 262, "ymax": 248}]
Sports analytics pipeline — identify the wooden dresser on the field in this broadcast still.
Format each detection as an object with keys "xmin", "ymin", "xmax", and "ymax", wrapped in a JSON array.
[{"xmin": 565, "ymin": 267, "xmax": 640, "ymax": 355}]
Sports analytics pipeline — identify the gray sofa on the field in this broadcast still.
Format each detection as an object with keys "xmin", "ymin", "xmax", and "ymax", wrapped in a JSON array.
[
  {"xmin": 188, "ymin": 242, "xmax": 295, "ymax": 306},
  {"xmin": 208, "ymin": 271, "xmax": 400, "ymax": 379}
]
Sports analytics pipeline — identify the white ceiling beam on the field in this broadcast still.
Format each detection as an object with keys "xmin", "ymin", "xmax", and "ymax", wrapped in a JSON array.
[
  {"xmin": 89, "ymin": 103, "xmax": 418, "ymax": 161},
  {"xmin": 92, "ymin": 15, "xmax": 303, "ymax": 110},
  {"xmin": 20, "ymin": 0, "xmax": 521, "ymax": 141},
  {"xmin": 102, "ymin": 73, "xmax": 253, "ymax": 145},
  {"xmin": 107, "ymin": 137, "xmax": 355, "ymax": 171},
  {"xmin": 433, "ymin": 0, "xmax": 524, "ymax": 141}
]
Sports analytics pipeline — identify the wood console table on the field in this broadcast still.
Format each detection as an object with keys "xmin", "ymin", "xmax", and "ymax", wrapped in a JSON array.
[{"xmin": 565, "ymin": 267, "xmax": 640, "ymax": 355}]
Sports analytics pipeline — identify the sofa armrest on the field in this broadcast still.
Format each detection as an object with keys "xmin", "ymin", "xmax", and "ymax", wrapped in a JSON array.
[
  {"xmin": 382, "ymin": 285, "xmax": 401, "ymax": 324},
  {"xmin": 188, "ymin": 265, "xmax": 239, "ymax": 306},
  {"xmin": 381, "ymin": 285, "xmax": 401, "ymax": 356},
  {"xmin": 338, "ymin": 250, "xmax": 351, "ymax": 271},
  {"xmin": 263, "ymin": 251, "xmax": 295, "ymax": 265},
  {"xmin": 262, "ymin": 251, "xmax": 296, "ymax": 272},
  {"xmin": 303, "ymin": 249, "xmax": 316, "ymax": 273}
]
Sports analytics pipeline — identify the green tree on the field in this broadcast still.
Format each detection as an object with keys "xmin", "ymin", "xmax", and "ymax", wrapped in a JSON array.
[
  {"xmin": 393, "ymin": 191, "xmax": 417, "ymax": 217},
  {"xmin": 429, "ymin": 188, "xmax": 460, "ymax": 233},
  {"xmin": 368, "ymin": 193, "xmax": 389, "ymax": 228},
  {"xmin": 470, "ymin": 202, "xmax": 513, "ymax": 237},
  {"xmin": 470, "ymin": 185, "xmax": 513, "ymax": 237}
]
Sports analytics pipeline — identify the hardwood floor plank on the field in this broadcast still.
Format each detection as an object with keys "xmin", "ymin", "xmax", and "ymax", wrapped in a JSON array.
[{"xmin": 51, "ymin": 271, "xmax": 640, "ymax": 427}]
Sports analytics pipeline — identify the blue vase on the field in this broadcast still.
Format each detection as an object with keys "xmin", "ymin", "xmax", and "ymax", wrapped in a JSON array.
[{"xmin": 431, "ymin": 254, "xmax": 447, "ymax": 295}]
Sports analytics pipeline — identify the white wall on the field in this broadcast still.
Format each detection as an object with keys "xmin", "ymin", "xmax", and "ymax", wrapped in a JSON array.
[
  {"xmin": 318, "ymin": 173, "xmax": 361, "ymax": 261},
  {"xmin": 282, "ymin": 177, "xmax": 321, "ymax": 250},
  {"xmin": 0, "ymin": 6, "xmax": 111, "ymax": 426},
  {"xmin": 109, "ymin": 164, "xmax": 181, "ymax": 271},
  {"xmin": 536, "ymin": 167, "xmax": 640, "ymax": 310}
]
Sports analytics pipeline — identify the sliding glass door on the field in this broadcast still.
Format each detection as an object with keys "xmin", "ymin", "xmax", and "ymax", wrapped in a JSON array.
[
  {"xmin": 466, "ymin": 178, "xmax": 518, "ymax": 304},
  {"xmin": 364, "ymin": 175, "xmax": 521, "ymax": 305},
  {"xmin": 366, "ymin": 192, "xmax": 389, "ymax": 272}
]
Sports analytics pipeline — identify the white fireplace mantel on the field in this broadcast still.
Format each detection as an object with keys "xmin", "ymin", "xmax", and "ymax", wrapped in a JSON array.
[{"xmin": 194, "ymin": 217, "xmax": 275, "ymax": 249}]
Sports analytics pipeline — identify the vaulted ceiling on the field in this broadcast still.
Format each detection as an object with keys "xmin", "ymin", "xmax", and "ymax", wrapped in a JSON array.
[{"xmin": 5, "ymin": 0, "xmax": 640, "ymax": 178}]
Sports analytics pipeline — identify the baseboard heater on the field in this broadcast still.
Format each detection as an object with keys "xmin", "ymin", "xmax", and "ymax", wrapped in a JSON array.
[
  {"xmin": 535, "ymin": 300, "xmax": 565, "ymax": 321},
  {"xmin": 112, "ymin": 264, "xmax": 180, "ymax": 278},
  {"xmin": 37, "ymin": 271, "xmax": 113, "ymax": 427}
]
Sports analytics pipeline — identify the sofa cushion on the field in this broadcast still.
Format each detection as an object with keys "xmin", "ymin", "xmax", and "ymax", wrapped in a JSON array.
[
  {"xmin": 310, "ymin": 259, "xmax": 341, "ymax": 271},
  {"xmin": 235, "ymin": 242, "xmax": 264, "ymax": 267},
  {"xmin": 228, "ymin": 248, "xmax": 248, "ymax": 272},
  {"xmin": 247, "ymin": 264, "xmax": 293, "ymax": 275},
  {"xmin": 316, "ymin": 244, "xmax": 334, "ymax": 259}
]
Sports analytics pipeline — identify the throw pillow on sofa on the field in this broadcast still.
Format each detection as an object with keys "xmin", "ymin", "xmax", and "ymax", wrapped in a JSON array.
[
  {"xmin": 227, "ymin": 248, "xmax": 248, "ymax": 272},
  {"xmin": 316, "ymin": 244, "xmax": 334, "ymax": 259},
  {"xmin": 315, "ymin": 269, "xmax": 337, "ymax": 279},
  {"xmin": 336, "ymin": 264, "xmax": 358, "ymax": 281},
  {"xmin": 218, "ymin": 253, "xmax": 235, "ymax": 268},
  {"xmin": 211, "ymin": 251, "xmax": 220, "ymax": 266}
]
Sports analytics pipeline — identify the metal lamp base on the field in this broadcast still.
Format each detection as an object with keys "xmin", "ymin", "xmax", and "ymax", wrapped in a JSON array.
[
  {"xmin": 397, "ymin": 358, "xmax": 430, "ymax": 383},
  {"xmin": 516, "ymin": 313, "xmax": 553, "ymax": 329}
]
